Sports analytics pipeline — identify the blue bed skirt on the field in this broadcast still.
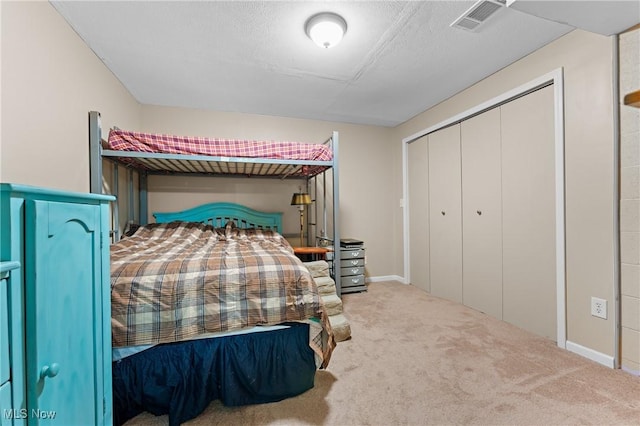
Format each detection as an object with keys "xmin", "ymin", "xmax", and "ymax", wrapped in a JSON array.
[{"xmin": 112, "ymin": 322, "xmax": 316, "ymax": 426}]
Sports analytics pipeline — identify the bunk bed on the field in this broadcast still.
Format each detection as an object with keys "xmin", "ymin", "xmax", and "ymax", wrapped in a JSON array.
[{"xmin": 87, "ymin": 112, "xmax": 341, "ymax": 425}]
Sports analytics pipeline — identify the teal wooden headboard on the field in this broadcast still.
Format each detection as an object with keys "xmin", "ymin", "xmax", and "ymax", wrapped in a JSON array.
[{"xmin": 153, "ymin": 202, "xmax": 283, "ymax": 232}]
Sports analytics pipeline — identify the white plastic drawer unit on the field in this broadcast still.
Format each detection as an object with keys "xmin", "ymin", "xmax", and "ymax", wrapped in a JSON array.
[{"xmin": 339, "ymin": 246, "xmax": 366, "ymax": 294}]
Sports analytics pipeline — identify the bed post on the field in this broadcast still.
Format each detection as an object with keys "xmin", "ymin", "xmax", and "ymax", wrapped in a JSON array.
[
  {"xmin": 139, "ymin": 172, "xmax": 148, "ymax": 225},
  {"xmin": 128, "ymin": 169, "xmax": 134, "ymax": 226},
  {"xmin": 89, "ymin": 111, "xmax": 103, "ymax": 194},
  {"xmin": 112, "ymin": 163, "xmax": 120, "ymax": 242},
  {"xmin": 332, "ymin": 131, "xmax": 341, "ymax": 296}
]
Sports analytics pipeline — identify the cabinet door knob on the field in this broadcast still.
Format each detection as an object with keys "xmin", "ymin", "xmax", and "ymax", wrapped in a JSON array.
[
  {"xmin": 40, "ymin": 363, "xmax": 60, "ymax": 379},
  {"xmin": 477, "ymin": 210, "xmax": 482, "ymax": 215},
  {"xmin": 441, "ymin": 211, "xmax": 445, "ymax": 216}
]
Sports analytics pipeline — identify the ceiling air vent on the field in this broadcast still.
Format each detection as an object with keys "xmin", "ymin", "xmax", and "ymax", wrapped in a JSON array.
[{"xmin": 451, "ymin": 0, "xmax": 506, "ymax": 32}]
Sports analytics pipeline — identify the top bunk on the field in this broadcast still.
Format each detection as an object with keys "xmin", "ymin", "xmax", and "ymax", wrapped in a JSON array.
[
  {"xmin": 90, "ymin": 112, "xmax": 338, "ymax": 179},
  {"xmin": 88, "ymin": 110, "xmax": 342, "ymax": 294}
]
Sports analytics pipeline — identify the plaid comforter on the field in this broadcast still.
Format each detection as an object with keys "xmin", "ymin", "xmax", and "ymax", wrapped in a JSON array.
[
  {"xmin": 110, "ymin": 221, "xmax": 334, "ymax": 367},
  {"xmin": 107, "ymin": 129, "xmax": 333, "ymax": 162}
]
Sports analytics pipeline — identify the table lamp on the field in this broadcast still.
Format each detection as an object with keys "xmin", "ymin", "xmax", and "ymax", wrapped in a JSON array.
[{"xmin": 291, "ymin": 188, "xmax": 312, "ymax": 245}]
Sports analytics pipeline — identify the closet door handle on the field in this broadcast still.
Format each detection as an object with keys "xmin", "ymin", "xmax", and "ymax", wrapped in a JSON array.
[
  {"xmin": 40, "ymin": 363, "xmax": 60, "ymax": 380},
  {"xmin": 477, "ymin": 210, "xmax": 482, "ymax": 216}
]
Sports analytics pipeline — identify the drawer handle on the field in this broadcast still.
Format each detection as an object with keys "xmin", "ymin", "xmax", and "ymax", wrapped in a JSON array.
[
  {"xmin": 477, "ymin": 210, "xmax": 482, "ymax": 215},
  {"xmin": 351, "ymin": 252, "xmax": 359, "ymax": 257},
  {"xmin": 350, "ymin": 260, "xmax": 358, "ymax": 265},
  {"xmin": 351, "ymin": 268, "xmax": 359, "ymax": 274},
  {"xmin": 441, "ymin": 211, "xmax": 445, "ymax": 216},
  {"xmin": 352, "ymin": 278, "xmax": 359, "ymax": 283},
  {"xmin": 40, "ymin": 363, "xmax": 60, "ymax": 380}
]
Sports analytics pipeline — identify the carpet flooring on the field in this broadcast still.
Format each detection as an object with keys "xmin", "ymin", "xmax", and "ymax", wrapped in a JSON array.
[{"xmin": 125, "ymin": 281, "xmax": 640, "ymax": 425}]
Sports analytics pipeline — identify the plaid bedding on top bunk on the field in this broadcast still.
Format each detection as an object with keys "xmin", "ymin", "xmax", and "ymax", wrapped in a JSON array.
[
  {"xmin": 107, "ymin": 129, "xmax": 333, "ymax": 161},
  {"xmin": 110, "ymin": 221, "xmax": 334, "ymax": 367}
]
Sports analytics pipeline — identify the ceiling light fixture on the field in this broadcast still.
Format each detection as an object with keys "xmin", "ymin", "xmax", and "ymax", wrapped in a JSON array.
[{"xmin": 305, "ymin": 12, "xmax": 347, "ymax": 49}]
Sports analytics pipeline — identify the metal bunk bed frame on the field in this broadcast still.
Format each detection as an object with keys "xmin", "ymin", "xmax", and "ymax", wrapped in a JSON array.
[{"xmin": 88, "ymin": 111, "xmax": 343, "ymax": 295}]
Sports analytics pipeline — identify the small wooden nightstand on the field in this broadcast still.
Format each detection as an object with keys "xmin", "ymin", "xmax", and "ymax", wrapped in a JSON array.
[
  {"xmin": 293, "ymin": 246, "xmax": 330, "ymax": 261},
  {"xmin": 624, "ymin": 89, "xmax": 640, "ymax": 108}
]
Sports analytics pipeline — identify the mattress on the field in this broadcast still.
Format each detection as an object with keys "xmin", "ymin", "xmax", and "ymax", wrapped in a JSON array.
[
  {"xmin": 105, "ymin": 129, "xmax": 333, "ymax": 177},
  {"xmin": 107, "ymin": 129, "xmax": 331, "ymax": 160},
  {"xmin": 110, "ymin": 221, "xmax": 334, "ymax": 368}
]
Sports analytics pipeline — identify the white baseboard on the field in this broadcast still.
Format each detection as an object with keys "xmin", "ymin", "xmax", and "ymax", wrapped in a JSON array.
[
  {"xmin": 621, "ymin": 365, "xmax": 640, "ymax": 376},
  {"xmin": 366, "ymin": 275, "xmax": 404, "ymax": 283},
  {"xmin": 565, "ymin": 340, "xmax": 615, "ymax": 368}
]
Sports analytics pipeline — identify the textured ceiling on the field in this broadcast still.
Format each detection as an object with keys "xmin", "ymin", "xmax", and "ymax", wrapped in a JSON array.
[{"xmin": 51, "ymin": 1, "xmax": 638, "ymax": 127}]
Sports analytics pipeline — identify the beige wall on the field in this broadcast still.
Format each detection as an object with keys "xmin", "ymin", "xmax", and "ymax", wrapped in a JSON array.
[
  {"xmin": 0, "ymin": 1, "xmax": 141, "ymax": 193},
  {"xmin": 140, "ymin": 105, "xmax": 395, "ymax": 278},
  {"xmin": 393, "ymin": 29, "xmax": 618, "ymax": 357},
  {"xmin": 620, "ymin": 26, "xmax": 640, "ymax": 374}
]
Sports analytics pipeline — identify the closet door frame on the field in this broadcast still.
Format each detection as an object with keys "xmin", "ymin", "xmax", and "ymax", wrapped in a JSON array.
[{"xmin": 402, "ymin": 68, "xmax": 566, "ymax": 349}]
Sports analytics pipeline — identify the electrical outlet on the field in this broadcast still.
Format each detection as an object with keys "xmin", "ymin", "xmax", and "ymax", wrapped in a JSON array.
[{"xmin": 591, "ymin": 297, "xmax": 607, "ymax": 319}]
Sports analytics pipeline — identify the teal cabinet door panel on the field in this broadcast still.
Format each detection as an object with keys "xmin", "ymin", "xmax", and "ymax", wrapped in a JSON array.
[
  {"xmin": 24, "ymin": 200, "xmax": 102, "ymax": 426},
  {"xmin": 0, "ymin": 183, "xmax": 113, "ymax": 426}
]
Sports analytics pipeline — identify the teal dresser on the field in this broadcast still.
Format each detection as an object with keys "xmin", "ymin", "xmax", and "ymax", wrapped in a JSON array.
[
  {"xmin": 1, "ymin": 261, "xmax": 20, "ymax": 425},
  {"xmin": 0, "ymin": 184, "xmax": 114, "ymax": 425}
]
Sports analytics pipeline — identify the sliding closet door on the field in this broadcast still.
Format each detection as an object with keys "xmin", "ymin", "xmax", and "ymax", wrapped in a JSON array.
[
  {"xmin": 428, "ymin": 125, "xmax": 463, "ymax": 303},
  {"xmin": 501, "ymin": 85, "xmax": 556, "ymax": 340},
  {"xmin": 408, "ymin": 136, "xmax": 430, "ymax": 292},
  {"xmin": 461, "ymin": 107, "xmax": 503, "ymax": 319}
]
